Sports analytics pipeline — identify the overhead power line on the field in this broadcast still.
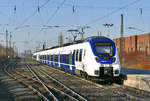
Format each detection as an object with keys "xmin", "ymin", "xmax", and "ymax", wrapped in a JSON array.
[
  {"xmin": 12, "ymin": 0, "xmax": 51, "ymax": 33},
  {"xmin": 46, "ymin": 0, "xmax": 66, "ymax": 24},
  {"xmin": 87, "ymin": 0, "xmax": 141, "ymax": 25}
]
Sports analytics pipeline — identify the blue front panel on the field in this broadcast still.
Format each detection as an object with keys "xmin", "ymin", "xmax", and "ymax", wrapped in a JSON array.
[
  {"xmin": 89, "ymin": 37, "xmax": 116, "ymax": 64},
  {"xmin": 99, "ymin": 57, "xmax": 113, "ymax": 64}
]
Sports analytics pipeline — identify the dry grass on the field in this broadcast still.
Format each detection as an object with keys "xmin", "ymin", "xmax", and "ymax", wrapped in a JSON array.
[{"xmin": 0, "ymin": 44, "xmax": 15, "ymax": 62}]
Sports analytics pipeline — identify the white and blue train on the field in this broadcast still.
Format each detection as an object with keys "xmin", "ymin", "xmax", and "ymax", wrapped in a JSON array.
[{"xmin": 33, "ymin": 36, "xmax": 121, "ymax": 81}]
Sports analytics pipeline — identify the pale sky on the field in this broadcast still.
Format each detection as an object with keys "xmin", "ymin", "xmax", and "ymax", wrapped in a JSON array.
[{"xmin": 0, "ymin": 0, "xmax": 149, "ymax": 53}]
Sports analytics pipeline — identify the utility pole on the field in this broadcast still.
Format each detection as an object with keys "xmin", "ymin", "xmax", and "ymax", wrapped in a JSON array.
[
  {"xmin": 13, "ymin": 42, "xmax": 15, "ymax": 58},
  {"xmin": 9, "ymin": 33, "xmax": 12, "ymax": 58},
  {"xmin": 6, "ymin": 29, "xmax": 8, "ymax": 58},
  {"xmin": 120, "ymin": 14, "xmax": 124, "ymax": 52},
  {"xmin": 58, "ymin": 33, "xmax": 63, "ymax": 46}
]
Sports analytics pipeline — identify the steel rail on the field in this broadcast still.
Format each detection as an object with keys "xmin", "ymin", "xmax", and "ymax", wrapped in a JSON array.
[
  {"xmin": 33, "ymin": 65, "xmax": 88, "ymax": 101},
  {"xmin": 3, "ymin": 62, "xmax": 49, "ymax": 101},
  {"xmin": 41, "ymin": 63, "xmax": 150, "ymax": 101},
  {"xmin": 26, "ymin": 64, "xmax": 59, "ymax": 101},
  {"xmin": 15, "ymin": 70, "xmax": 79, "ymax": 101}
]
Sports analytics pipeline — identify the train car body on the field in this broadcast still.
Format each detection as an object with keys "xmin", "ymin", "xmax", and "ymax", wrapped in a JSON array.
[{"xmin": 33, "ymin": 36, "xmax": 121, "ymax": 81}]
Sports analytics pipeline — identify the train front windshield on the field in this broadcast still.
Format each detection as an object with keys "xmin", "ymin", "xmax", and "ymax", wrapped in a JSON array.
[{"xmin": 94, "ymin": 43, "xmax": 113, "ymax": 57}]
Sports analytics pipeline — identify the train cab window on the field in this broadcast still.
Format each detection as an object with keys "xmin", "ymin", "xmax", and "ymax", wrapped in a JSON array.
[
  {"xmin": 79, "ymin": 49, "xmax": 83, "ymax": 62},
  {"xmin": 76, "ymin": 50, "xmax": 79, "ymax": 61},
  {"xmin": 94, "ymin": 43, "xmax": 113, "ymax": 57}
]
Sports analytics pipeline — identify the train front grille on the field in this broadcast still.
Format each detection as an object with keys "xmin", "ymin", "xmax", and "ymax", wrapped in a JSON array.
[{"xmin": 100, "ymin": 67, "xmax": 113, "ymax": 77}]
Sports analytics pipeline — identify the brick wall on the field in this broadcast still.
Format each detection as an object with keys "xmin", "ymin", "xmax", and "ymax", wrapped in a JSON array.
[{"xmin": 113, "ymin": 33, "xmax": 150, "ymax": 55}]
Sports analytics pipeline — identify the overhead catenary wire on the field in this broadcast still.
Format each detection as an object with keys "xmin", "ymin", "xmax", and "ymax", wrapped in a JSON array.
[
  {"xmin": 50, "ymin": 0, "xmax": 150, "ymax": 10},
  {"xmin": 46, "ymin": 0, "xmax": 66, "ymax": 24},
  {"xmin": 86, "ymin": 0, "xmax": 142, "ymax": 25},
  {"xmin": 12, "ymin": 0, "xmax": 51, "ymax": 33}
]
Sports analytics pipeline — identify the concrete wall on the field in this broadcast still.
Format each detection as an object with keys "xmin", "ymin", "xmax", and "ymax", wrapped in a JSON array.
[{"xmin": 124, "ymin": 75, "xmax": 150, "ymax": 92}]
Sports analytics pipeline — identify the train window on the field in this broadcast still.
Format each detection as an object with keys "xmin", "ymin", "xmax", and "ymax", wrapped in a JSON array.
[
  {"xmin": 56, "ymin": 55, "xmax": 58, "ymax": 62},
  {"xmin": 45, "ymin": 55, "xmax": 46, "ymax": 60},
  {"xmin": 79, "ymin": 49, "xmax": 83, "ymax": 61},
  {"xmin": 49, "ymin": 55, "xmax": 50, "ymax": 61},
  {"xmin": 54, "ymin": 55, "xmax": 58, "ymax": 62},
  {"xmin": 66, "ymin": 55, "xmax": 68, "ymax": 64},
  {"xmin": 54, "ymin": 55, "xmax": 56, "ymax": 62},
  {"xmin": 54, "ymin": 55, "xmax": 57, "ymax": 62},
  {"xmin": 51, "ymin": 55, "xmax": 53, "ymax": 61},
  {"xmin": 69, "ymin": 53, "xmax": 72, "ymax": 64},
  {"xmin": 58, "ymin": 54, "xmax": 60, "ymax": 62},
  {"xmin": 73, "ymin": 50, "xmax": 76, "ymax": 61},
  {"xmin": 64, "ymin": 55, "xmax": 66, "ymax": 64},
  {"xmin": 60, "ymin": 55, "xmax": 63, "ymax": 63},
  {"xmin": 67, "ymin": 55, "xmax": 69, "ymax": 64},
  {"xmin": 65, "ymin": 55, "xmax": 67, "ymax": 64},
  {"xmin": 76, "ymin": 50, "xmax": 78, "ymax": 61},
  {"xmin": 94, "ymin": 43, "xmax": 113, "ymax": 57},
  {"xmin": 47, "ymin": 55, "xmax": 49, "ymax": 60},
  {"xmin": 63, "ymin": 55, "xmax": 65, "ymax": 63}
]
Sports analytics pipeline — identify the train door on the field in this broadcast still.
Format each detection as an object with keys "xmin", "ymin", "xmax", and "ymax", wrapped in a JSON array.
[{"xmin": 74, "ymin": 49, "xmax": 84, "ymax": 70}]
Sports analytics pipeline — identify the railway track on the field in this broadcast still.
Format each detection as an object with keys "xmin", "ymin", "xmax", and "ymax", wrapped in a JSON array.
[
  {"xmin": 4, "ymin": 60, "xmax": 87, "ymax": 101},
  {"xmin": 4, "ymin": 62, "xmax": 52, "ymax": 101},
  {"xmin": 2, "ymin": 59, "xmax": 150, "ymax": 101},
  {"xmin": 33, "ymin": 61, "xmax": 150, "ymax": 101},
  {"xmin": 30, "ymin": 62, "xmax": 127, "ymax": 100}
]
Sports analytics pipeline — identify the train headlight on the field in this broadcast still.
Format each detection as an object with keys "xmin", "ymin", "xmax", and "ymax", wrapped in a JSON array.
[
  {"xmin": 94, "ymin": 70, "xmax": 99, "ymax": 75},
  {"xmin": 95, "ymin": 57, "xmax": 100, "ymax": 63}
]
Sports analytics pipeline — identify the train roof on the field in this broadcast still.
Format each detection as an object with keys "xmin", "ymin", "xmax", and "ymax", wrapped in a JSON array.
[{"xmin": 34, "ymin": 36, "xmax": 110, "ymax": 53}]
